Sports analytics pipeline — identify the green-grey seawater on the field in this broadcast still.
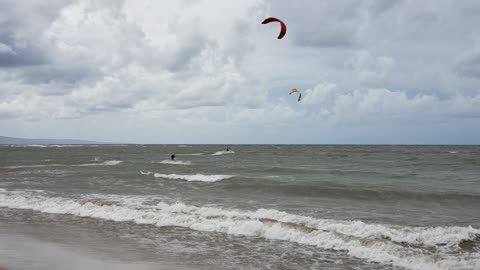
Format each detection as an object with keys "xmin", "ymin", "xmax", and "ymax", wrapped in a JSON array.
[{"xmin": 1, "ymin": 145, "xmax": 479, "ymax": 270}]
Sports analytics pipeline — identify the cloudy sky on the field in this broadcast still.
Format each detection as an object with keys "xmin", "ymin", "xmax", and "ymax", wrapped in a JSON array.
[{"xmin": 1, "ymin": 0, "xmax": 479, "ymax": 144}]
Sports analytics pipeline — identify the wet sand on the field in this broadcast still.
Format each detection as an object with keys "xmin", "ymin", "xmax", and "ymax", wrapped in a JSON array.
[
  {"xmin": 0, "ymin": 231, "xmax": 160, "ymax": 270},
  {"xmin": 0, "ymin": 220, "xmax": 193, "ymax": 270}
]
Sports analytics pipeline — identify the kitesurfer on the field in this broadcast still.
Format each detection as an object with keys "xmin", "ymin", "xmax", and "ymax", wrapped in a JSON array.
[{"xmin": 171, "ymin": 154, "xmax": 176, "ymax": 161}]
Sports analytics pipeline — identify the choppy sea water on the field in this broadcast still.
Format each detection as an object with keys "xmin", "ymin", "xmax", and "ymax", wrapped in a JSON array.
[{"xmin": 0, "ymin": 144, "xmax": 479, "ymax": 270}]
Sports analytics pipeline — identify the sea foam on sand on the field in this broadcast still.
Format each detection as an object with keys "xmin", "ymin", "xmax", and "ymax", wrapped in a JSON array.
[{"xmin": 0, "ymin": 189, "xmax": 479, "ymax": 270}]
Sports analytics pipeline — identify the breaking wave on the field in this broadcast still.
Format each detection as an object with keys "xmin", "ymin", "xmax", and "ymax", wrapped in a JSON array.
[
  {"xmin": 159, "ymin": 160, "xmax": 192, "ymax": 165},
  {"xmin": 153, "ymin": 173, "xmax": 234, "ymax": 182},
  {"xmin": 74, "ymin": 160, "xmax": 123, "ymax": 167},
  {"xmin": 212, "ymin": 150, "xmax": 235, "ymax": 156},
  {"xmin": 140, "ymin": 171, "xmax": 153, "ymax": 176},
  {"xmin": 4, "ymin": 160, "xmax": 122, "ymax": 169},
  {"xmin": 26, "ymin": 144, "xmax": 47, "ymax": 148},
  {"xmin": 0, "ymin": 189, "xmax": 478, "ymax": 270},
  {"xmin": 4, "ymin": 164, "xmax": 64, "ymax": 169}
]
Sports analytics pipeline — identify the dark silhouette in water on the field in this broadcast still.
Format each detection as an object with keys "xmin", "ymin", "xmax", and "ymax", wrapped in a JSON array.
[{"xmin": 171, "ymin": 154, "xmax": 176, "ymax": 160}]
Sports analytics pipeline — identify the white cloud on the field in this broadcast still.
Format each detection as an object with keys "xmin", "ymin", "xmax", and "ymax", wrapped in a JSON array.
[
  {"xmin": 348, "ymin": 51, "xmax": 395, "ymax": 87},
  {"xmin": 0, "ymin": 0, "xmax": 270, "ymax": 120},
  {"xmin": 302, "ymin": 82, "xmax": 480, "ymax": 125},
  {"xmin": 270, "ymin": 0, "xmax": 368, "ymax": 48},
  {"xmin": 1, "ymin": 0, "xmax": 480, "ymax": 143}
]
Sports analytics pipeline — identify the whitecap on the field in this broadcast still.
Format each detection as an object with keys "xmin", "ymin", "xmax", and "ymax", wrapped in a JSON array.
[
  {"xmin": 26, "ymin": 144, "xmax": 47, "ymax": 148},
  {"xmin": 153, "ymin": 173, "xmax": 233, "ymax": 182},
  {"xmin": 75, "ymin": 160, "xmax": 122, "ymax": 167},
  {"xmin": 140, "ymin": 171, "xmax": 153, "ymax": 176},
  {"xmin": 159, "ymin": 160, "xmax": 192, "ymax": 165},
  {"xmin": 212, "ymin": 150, "xmax": 235, "ymax": 156},
  {"xmin": 4, "ymin": 164, "xmax": 64, "ymax": 169},
  {"xmin": 4, "ymin": 160, "xmax": 122, "ymax": 169}
]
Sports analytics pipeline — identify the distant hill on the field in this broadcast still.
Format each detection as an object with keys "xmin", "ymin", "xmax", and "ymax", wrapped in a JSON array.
[{"xmin": 0, "ymin": 136, "xmax": 107, "ymax": 145}]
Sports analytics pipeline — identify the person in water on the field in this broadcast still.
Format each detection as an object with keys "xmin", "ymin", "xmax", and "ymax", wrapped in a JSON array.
[
  {"xmin": 226, "ymin": 147, "xmax": 230, "ymax": 152},
  {"xmin": 171, "ymin": 154, "xmax": 176, "ymax": 160}
]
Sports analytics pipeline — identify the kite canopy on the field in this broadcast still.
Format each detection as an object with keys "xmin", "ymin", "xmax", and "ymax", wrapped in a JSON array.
[
  {"xmin": 289, "ymin": 88, "xmax": 301, "ymax": 102},
  {"xmin": 261, "ymin": 17, "xmax": 287, "ymax": 39}
]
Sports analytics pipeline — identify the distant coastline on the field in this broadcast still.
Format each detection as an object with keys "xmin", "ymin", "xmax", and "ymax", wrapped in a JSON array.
[{"xmin": 0, "ymin": 136, "xmax": 111, "ymax": 145}]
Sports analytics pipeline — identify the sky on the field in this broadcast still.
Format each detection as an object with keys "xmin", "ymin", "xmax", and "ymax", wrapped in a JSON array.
[{"xmin": 1, "ymin": 0, "xmax": 479, "ymax": 144}]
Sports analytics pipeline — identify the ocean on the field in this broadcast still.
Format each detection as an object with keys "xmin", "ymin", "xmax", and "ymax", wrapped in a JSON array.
[{"xmin": 0, "ymin": 144, "xmax": 479, "ymax": 270}]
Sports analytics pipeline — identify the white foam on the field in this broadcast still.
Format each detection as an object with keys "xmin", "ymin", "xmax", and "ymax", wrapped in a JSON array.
[
  {"xmin": 153, "ymin": 173, "xmax": 233, "ymax": 182},
  {"xmin": 212, "ymin": 150, "xmax": 235, "ymax": 156},
  {"xmin": 4, "ymin": 164, "xmax": 65, "ymax": 169},
  {"xmin": 244, "ymin": 175, "xmax": 281, "ymax": 179},
  {"xmin": 49, "ymin": 144, "xmax": 86, "ymax": 147},
  {"xmin": 75, "ymin": 160, "xmax": 122, "ymax": 166},
  {"xmin": 12, "ymin": 144, "xmax": 109, "ymax": 148},
  {"xmin": 26, "ymin": 144, "xmax": 47, "ymax": 147},
  {"xmin": 4, "ymin": 160, "xmax": 122, "ymax": 169},
  {"xmin": 26, "ymin": 144, "xmax": 86, "ymax": 148},
  {"xmin": 0, "ymin": 190, "xmax": 478, "ymax": 270},
  {"xmin": 139, "ymin": 171, "xmax": 153, "ymax": 176},
  {"xmin": 181, "ymin": 153, "xmax": 204, "ymax": 156},
  {"xmin": 101, "ymin": 160, "xmax": 122, "ymax": 166},
  {"xmin": 159, "ymin": 160, "xmax": 192, "ymax": 165}
]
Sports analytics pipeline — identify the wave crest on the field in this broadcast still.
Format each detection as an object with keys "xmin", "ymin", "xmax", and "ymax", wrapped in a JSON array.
[
  {"xmin": 0, "ymin": 190, "xmax": 478, "ymax": 270},
  {"xmin": 159, "ymin": 160, "xmax": 192, "ymax": 165},
  {"xmin": 76, "ymin": 160, "xmax": 123, "ymax": 166},
  {"xmin": 212, "ymin": 150, "xmax": 235, "ymax": 156},
  {"xmin": 153, "ymin": 173, "xmax": 233, "ymax": 182},
  {"xmin": 4, "ymin": 160, "xmax": 122, "ymax": 169}
]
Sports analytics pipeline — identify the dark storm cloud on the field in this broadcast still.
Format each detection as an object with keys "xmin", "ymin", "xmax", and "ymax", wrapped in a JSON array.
[
  {"xmin": 0, "ymin": 32, "xmax": 49, "ymax": 67},
  {"xmin": 20, "ymin": 64, "xmax": 99, "ymax": 85},
  {"xmin": 0, "ymin": 0, "xmax": 135, "ymax": 86},
  {"xmin": 0, "ymin": 0, "xmax": 73, "ymax": 67}
]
